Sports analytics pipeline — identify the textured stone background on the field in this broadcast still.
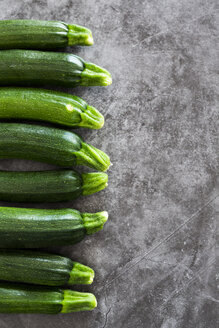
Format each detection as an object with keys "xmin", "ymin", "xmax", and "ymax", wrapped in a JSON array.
[{"xmin": 0, "ymin": 0, "xmax": 218, "ymax": 327}]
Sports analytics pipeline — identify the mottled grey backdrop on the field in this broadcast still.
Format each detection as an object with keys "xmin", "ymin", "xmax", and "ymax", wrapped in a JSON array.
[{"xmin": 0, "ymin": 0, "xmax": 218, "ymax": 327}]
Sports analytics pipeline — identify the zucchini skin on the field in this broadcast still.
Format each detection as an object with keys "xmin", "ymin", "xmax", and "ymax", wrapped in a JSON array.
[
  {"xmin": 0, "ymin": 88, "xmax": 104, "ymax": 129},
  {"xmin": 0, "ymin": 250, "xmax": 94, "ymax": 286},
  {"xmin": 0, "ymin": 283, "xmax": 62, "ymax": 314},
  {"xmin": 0, "ymin": 170, "xmax": 108, "ymax": 202},
  {"xmin": 0, "ymin": 207, "xmax": 85, "ymax": 248},
  {"xmin": 0, "ymin": 20, "xmax": 93, "ymax": 49},
  {"xmin": 0, "ymin": 123, "xmax": 110, "ymax": 171},
  {"xmin": 0, "ymin": 123, "xmax": 81, "ymax": 167},
  {"xmin": 0, "ymin": 207, "xmax": 108, "ymax": 248},
  {"xmin": 0, "ymin": 250, "xmax": 72, "ymax": 286},
  {"xmin": 0, "ymin": 49, "xmax": 112, "ymax": 87},
  {"xmin": 0, "ymin": 283, "xmax": 97, "ymax": 313}
]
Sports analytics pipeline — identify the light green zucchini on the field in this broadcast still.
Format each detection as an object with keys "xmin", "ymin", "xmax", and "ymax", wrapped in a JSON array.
[{"xmin": 0, "ymin": 88, "xmax": 104, "ymax": 129}]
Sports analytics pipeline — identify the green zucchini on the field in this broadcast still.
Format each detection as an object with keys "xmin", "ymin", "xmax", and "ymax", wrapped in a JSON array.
[
  {"xmin": 0, "ymin": 88, "xmax": 104, "ymax": 129},
  {"xmin": 0, "ymin": 123, "xmax": 110, "ymax": 171},
  {"xmin": 0, "ymin": 207, "xmax": 108, "ymax": 248},
  {"xmin": 0, "ymin": 49, "xmax": 112, "ymax": 87},
  {"xmin": 0, "ymin": 20, "xmax": 93, "ymax": 49},
  {"xmin": 0, "ymin": 170, "xmax": 108, "ymax": 202},
  {"xmin": 0, "ymin": 283, "xmax": 97, "ymax": 313},
  {"xmin": 0, "ymin": 250, "xmax": 94, "ymax": 286}
]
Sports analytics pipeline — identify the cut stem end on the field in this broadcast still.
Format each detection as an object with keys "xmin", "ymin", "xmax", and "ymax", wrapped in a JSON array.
[
  {"xmin": 80, "ymin": 62, "xmax": 112, "ymax": 86},
  {"xmin": 79, "ymin": 105, "xmax": 104, "ymax": 129},
  {"xmin": 81, "ymin": 211, "xmax": 108, "ymax": 235},
  {"xmin": 75, "ymin": 142, "xmax": 110, "ymax": 172},
  {"xmin": 68, "ymin": 262, "xmax": 95, "ymax": 285},
  {"xmin": 67, "ymin": 24, "xmax": 94, "ymax": 46},
  {"xmin": 81, "ymin": 172, "xmax": 108, "ymax": 196},
  {"xmin": 61, "ymin": 290, "xmax": 97, "ymax": 313}
]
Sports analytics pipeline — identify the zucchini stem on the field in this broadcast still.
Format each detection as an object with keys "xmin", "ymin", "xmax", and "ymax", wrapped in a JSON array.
[
  {"xmin": 68, "ymin": 262, "xmax": 95, "ymax": 285},
  {"xmin": 80, "ymin": 62, "xmax": 112, "ymax": 86},
  {"xmin": 81, "ymin": 211, "xmax": 108, "ymax": 235},
  {"xmin": 79, "ymin": 105, "xmax": 104, "ymax": 129},
  {"xmin": 75, "ymin": 142, "xmax": 110, "ymax": 172},
  {"xmin": 81, "ymin": 172, "xmax": 108, "ymax": 196},
  {"xmin": 67, "ymin": 24, "xmax": 93, "ymax": 46},
  {"xmin": 61, "ymin": 290, "xmax": 97, "ymax": 313}
]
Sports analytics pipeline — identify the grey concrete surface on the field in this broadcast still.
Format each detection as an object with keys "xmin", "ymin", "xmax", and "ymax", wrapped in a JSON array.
[{"xmin": 0, "ymin": 0, "xmax": 218, "ymax": 327}]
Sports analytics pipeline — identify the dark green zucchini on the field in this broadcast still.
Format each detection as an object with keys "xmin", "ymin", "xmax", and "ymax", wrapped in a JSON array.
[
  {"xmin": 0, "ymin": 20, "xmax": 93, "ymax": 49},
  {"xmin": 0, "ymin": 88, "xmax": 104, "ymax": 129},
  {"xmin": 0, "ymin": 250, "xmax": 94, "ymax": 286},
  {"xmin": 0, "ymin": 123, "xmax": 110, "ymax": 171},
  {"xmin": 0, "ymin": 283, "xmax": 97, "ymax": 313},
  {"xmin": 0, "ymin": 170, "xmax": 108, "ymax": 202},
  {"xmin": 0, "ymin": 49, "xmax": 112, "ymax": 87},
  {"xmin": 0, "ymin": 207, "xmax": 108, "ymax": 248}
]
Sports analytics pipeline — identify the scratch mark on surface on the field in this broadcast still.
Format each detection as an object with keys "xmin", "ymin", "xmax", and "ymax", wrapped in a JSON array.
[
  {"xmin": 160, "ymin": 256, "xmax": 216, "ymax": 308},
  {"xmin": 132, "ymin": 30, "xmax": 170, "ymax": 48},
  {"xmin": 155, "ymin": 243, "xmax": 216, "ymax": 306},
  {"xmin": 102, "ymin": 289, "xmax": 111, "ymax": 328},
  {"xmin": 182, "ymin": 10, "xmax": 219, "ymax": 26},
  {"xmin": 110, "ymin": 5, "xmax": 119, "ymax": 12},
  {"xmin": 133, "ymin": 10, "xmax": 218, "ymax": 49},
  {"xmin": 202, "ymin": 294, "xmax": 219, "ymax": 303},
  {"xmin": 103, "ymin": 194, "xmax": 218, "ymax": 289},
  {"xmin": 102, "ymin": 307, "xmax": 111, "ymax": 328}
]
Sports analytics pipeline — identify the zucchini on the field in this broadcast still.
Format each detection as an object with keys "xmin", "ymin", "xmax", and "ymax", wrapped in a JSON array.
[
  {"xmin": 0, "ymin": 49, "xmax": 112, "ymax": 87},
  {"xmin": 0, "ymin": 20, "xmax": 93, "ymax": 49},
  {"xmin": 0, "ymin": 123, "xmax": 110, "ymax": 171},
  {"xmin": 0, "ymin": 207, "xmax": 108, "ymax": 248},
  {"xmin": 0, "ymin": 170, "xmax": 108, "ymax": 202},
  {"xmin": 0, "ymin": 283, "xmax": 97, "ymax": 313},
  {"xmin": 0, "ymin": 250, "xmax": 94, "ymax": 286},
  {"xmin": 0, "ymin": 88, "xmax": 104, "ymax": 129}
]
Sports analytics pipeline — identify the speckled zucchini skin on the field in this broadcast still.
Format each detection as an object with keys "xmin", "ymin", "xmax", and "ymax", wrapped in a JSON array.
[
  {"xmin": 0, "ymin": 250, "xmax": 73, "ymax": 286},
  {"xmin": 0, "ymin": 207, "xmax": 85, "ymax": 248},
  {"xmin": 0, "ymin": 123, "xmax": 81, "ymax": 167}
]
